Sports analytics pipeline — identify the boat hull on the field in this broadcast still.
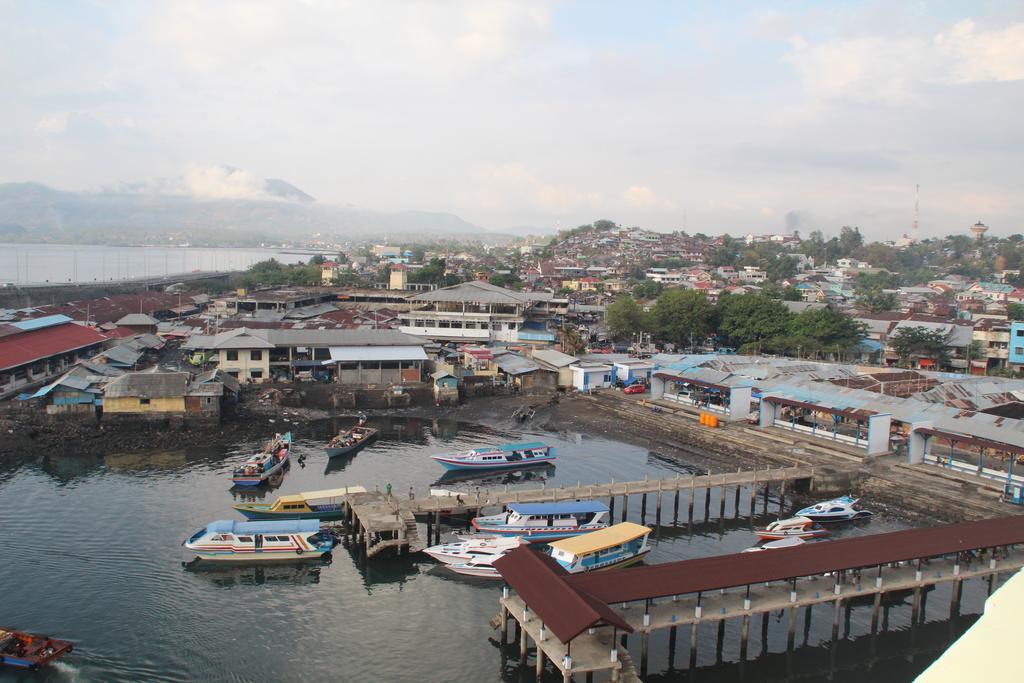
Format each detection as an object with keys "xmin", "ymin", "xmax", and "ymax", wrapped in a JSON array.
[
  {"xmin": 234, "ymin": 506, "xmax": 343, "ymax": 521},
  {"xmin": 799, "ymin": 511, "xmax": 873, "ymax": 522},
  {"xmin": 0, "ymin": 631, "xmax": 73, "ymax": 670},
  {"xmin": 447, "ymin": 564, "xmax": 502, "ymax": 578},
  {"xmin": 756, "ymin": 529, "xmax": 830, "ymax": 540},
  {"xmin": 560, "ymin": 547, "xmax": 650, "ymax": 573},
  {"xmin": 433, "ymin": 455, "xmax": 556, "ymax": 471},
  {"xmin": 187, "ymin": 548, "xmax": 333, "ymax": 563},
  {"xmin": 231, "ymin": 446, "xmax": 290, "ymax": 487},
  {"xmin": 471, "ymin": 523, "xmax": 606, "ymax": 542},
  {"xmin": 325, "ymin": 429, "xmax": 378, "ymax": 458}
]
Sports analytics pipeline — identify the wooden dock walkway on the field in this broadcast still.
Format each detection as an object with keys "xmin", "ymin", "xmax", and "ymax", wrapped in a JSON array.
[
  {"xmin": 343, "ymin": 464, "xmax": 820, "ymax": 558},
  {"xmin": 496, "ymin": 545, "xmax": 1024, "ymax": 682}
]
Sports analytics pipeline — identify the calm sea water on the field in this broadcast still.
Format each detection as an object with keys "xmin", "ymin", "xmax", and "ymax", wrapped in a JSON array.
[
  {"xmin": 0, "ymin": 416, "xmax": 990, "ymax": 682},
  {"xmin": 0, "ymin": 243, "xmax": 315, "ymax": 285}
]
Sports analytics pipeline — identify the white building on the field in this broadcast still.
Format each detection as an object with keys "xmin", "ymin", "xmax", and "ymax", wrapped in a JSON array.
[
  {"xmin": 571, "ymin": 362, "xmax": 613, "ymax": 391},
  {"xmin": 398, "ymin": 280, "xmax": 556, "ymax": 344}
]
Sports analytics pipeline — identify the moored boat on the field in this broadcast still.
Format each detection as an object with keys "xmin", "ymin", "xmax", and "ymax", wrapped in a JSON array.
[
  {"xmin": 795, "ymin": 495, "xmax": 873, "ymax": 522},
  {"xmin": 0, "ymin": 629, "xmax": 73, "ymax": 670},
  {"xmin": 755, "ymin": 516, "xmax": 830, "ymax": 540},
  {"xmin": 424, "ymin": 536, "xmax": 528, "ymax": 565},
  {"xmin": 231, "ymin": 432, "xmax": 291, "ymax": 487},
  {"xmin": 742, "ymin": 536, "xmax": 808, "ymax": 553},
  {"xmin": 446, "ymin": 555, "xmax": 505, "ymax": 578},
  {"xmin": 546, "ymin": 522, "xmax": 652, "ymax": 573},
  {"xmin": 431, "ymin": 442, "xmax": 555, "ymax": 471},
  {"xmin": 325, "ymin": 426, "xmax": 378, "ymax": 458},
  {"xmin": 471, "ymin": 501, "xmax": 609, "ymax": 542},
  {"xmin": 184, "ymin": 519, "xmax": 336, "ymax": 562},
  {"xmin": 233, "ymin": 486, "xmax": 367, "ymax": 520}
]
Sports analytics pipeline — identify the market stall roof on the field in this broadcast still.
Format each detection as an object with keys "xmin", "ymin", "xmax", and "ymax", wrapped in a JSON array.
[{"xmin": 327, "ymin": 345, "xmax": 427, "ymax": 362}]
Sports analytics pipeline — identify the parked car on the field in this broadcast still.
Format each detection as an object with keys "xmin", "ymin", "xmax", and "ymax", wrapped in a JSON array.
[{"xmin": 624, "ymin": 383, "xmax": 647, "ymax": 395}]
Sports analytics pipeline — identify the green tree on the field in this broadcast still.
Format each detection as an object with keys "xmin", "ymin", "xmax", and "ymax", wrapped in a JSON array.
[
  {"xmin": 888, "ymin": 326, "xmax": 949, "ymax": 366},
  {"xmin": 788, "ymin": 308, "xmax": 866, "ymax": 350},
  {"xmin": 857, "ymin": 287, "xmax": 898, "ymax": 313},
  {"xmin": 782, "ymin": 287, "xmax": 803, "ymax": 301},
  {"xmin": 631, "ymin": 279, "xmax": 663, "ymax": 299},
  {"xmin": 605, "ymin": 296, "xmax": 648, "ymax": 341},
  {"xmin": 651, "ymin": 289, "xmax": 717, "ymax": 348},
  {"xmin": 717, "ymin": 294, "xmax": 792, "ymax": 347},
  {"xmin": 1008, "ymin": 302, "xmax": 1024, "ymax": 321}
]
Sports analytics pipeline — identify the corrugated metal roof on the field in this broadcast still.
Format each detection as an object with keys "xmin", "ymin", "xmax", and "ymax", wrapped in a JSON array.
[
  {"xmin": 410, "ymin": 280, "xmax": 533, "ymax": 305},
  {"xmin": 532, "ymin": 349, "xmax": 578, "ymax": 368},
  {"xmin": 105, "ymin": 372, "xmax": 190, "ymax": 398},
  {"xmin": 115, "ymin": 313, "xmax": 159, "ymax": 326},
  {"xmin": 327, "ymin": 345, "xmax": 428, "ymax": 362},
  {"xmin": 495, "ymin": 353, "xmax": 540, "ymax": 375},
  {"xmin": 0, "ymin": 322, "xmax": 107, "ymax": 371},
  {"xmin": 566, "ymin": 516, "xmax": 1024, "ymax": 605},
  {"xmin": 11, "ymin": 314, "xmax": 74, "ymax": 331}
]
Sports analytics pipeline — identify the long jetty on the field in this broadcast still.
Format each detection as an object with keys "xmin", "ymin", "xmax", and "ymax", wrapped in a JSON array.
[
  {"xmin": 493, "ymin": 516, "xmax": 1024, "ymax": 682},
  {"xmin": 338, "ymin": 465, "xmax": 818, "ymax": 558}
]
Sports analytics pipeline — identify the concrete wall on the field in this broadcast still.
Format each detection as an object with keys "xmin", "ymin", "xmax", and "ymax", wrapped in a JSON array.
[
  {"xmin": 218, "ymin": 349, "xmax": 270, "ymax": 382},
  {"xmin": 104, "ymin": 396, "xmax": 186, "ymax": 414}
]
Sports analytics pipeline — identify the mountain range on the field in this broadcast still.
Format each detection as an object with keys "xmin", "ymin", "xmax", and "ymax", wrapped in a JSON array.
[{"xmin": 0, "ymin": 172, "xmax": 514, "ymax": 245}]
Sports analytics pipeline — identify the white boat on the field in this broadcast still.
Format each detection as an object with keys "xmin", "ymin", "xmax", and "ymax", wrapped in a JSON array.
[
  {"xmin": 183, "ymin": 519, "xmax": 336, "ymax": 562},
  {"xmin": 755, "ymin": 516, "xmax": 831, "ymax": 540},
  {"xmin": 423, "ymin": 536, "xmax": 528, "ymax": 565},
  {"xmin": 471, "ymin": 501, "xmax": 610, "ymax": 542},
  {"xmin": 431, "ymin": 442, "xmax": 555, "ymax": 471},
  {"xmin": 795, "ymin": 495, "xmax": 873, "ymax": 522},
  {"xmin": 446, "ymin": 554, "xmax": 505, "ymax": 578},
  {"xmin": 546, "ymin": 522, "xmax": 652, "ymax": 573},
  {"xmin": 742, "ymin": 537, "xmax": 807, "ymax": 553}
]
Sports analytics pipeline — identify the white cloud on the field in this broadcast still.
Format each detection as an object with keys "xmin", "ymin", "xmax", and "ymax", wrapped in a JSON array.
[
  {"xmin": 622, "ymin": 185, "xmax": 676, "ymax": 210},
  {"xmin": 36, "ymin": 113, "xmax": 69, "ymax": 133},
  {"xmin": 182, "ymin": 165, "xmax": 267, "ymax": 200},
  {"xmin": 785, "ymin": 19, "xmax": 1024, "ymax": 103}
]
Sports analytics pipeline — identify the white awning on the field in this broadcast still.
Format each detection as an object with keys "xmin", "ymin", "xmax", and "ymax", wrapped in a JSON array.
[{"xmin": 328, "ymin": 345, "xmax": 428, "ymax": 362}]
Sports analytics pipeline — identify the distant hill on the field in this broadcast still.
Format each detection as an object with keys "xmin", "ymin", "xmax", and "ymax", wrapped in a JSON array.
[{"xmin": 0, "ymin": 177, "xmax": 484, "ymax": 244}]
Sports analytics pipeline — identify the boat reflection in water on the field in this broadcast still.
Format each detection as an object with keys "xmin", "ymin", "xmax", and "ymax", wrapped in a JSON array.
[
  {"xmin": 230, "ymin": 470, "xmax": 287, "ymax": 502},
  {"xmin": 432, "ymin": 463, "xmax": 555, "ymax": 487},
  {"xmin": 182, "ymin": 559, "xmax": 328, "ymax": 587}
]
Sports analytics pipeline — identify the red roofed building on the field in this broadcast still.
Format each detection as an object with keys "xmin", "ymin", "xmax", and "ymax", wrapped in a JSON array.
[{"xmin": 0, "ymin": 315, "xmax": 108, "ymax": 398}]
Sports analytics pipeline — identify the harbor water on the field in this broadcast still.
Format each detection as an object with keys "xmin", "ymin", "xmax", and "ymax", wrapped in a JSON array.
[
  {"xmin": 0, "ymin": 243, "xmax": 314, "ymax": 285},
  {"xmin": 0, "ymin": 416, "xmax": 989, "ymax": 682}
]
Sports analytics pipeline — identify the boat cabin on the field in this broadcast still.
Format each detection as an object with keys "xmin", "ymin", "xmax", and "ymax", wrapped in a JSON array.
[
  {"xmin": 547, "ymin": 522, "xmax": 651, "ymax": 572},
  {"xmin": 503, "ymin": 501, "xmax": 609, "ymax": 527}
]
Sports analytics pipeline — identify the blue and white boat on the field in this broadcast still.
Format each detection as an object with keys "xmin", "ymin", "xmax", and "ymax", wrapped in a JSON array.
[
  {"xmin": 231, "ymin": 432, "xmax": 291, "ymax": 487},
  {"xmin": 471, "ymin": 501, "xmax": 609, "ymax": 542},
  {"xmin": 184, "ymin": 519, "xmax": 336, "ymax": 562},
  {"xmin": 546, "ymin": 522, "xmax": 652, "ymax": 573},
  {"xmin": 431, "ymin": 442, "xmax": 555, "ymax": 471},
  {"xmin": 795, "ymin": 495, "xmax": 873, "ymax": 522}
]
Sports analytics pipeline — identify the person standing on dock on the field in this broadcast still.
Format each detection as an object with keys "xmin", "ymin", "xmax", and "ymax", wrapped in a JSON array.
[{"xmin": 386, "ymin": 482, "xmax": 392, "ymax": 499}]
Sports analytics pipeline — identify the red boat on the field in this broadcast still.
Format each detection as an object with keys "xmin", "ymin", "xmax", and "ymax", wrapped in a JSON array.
[
  {"xmin": 0, "ymin": 629, "xmax": 73, "ymax": 670},
  {"xmin": 755, "ymin": 516, "xmax": 831, "ymax": 541}
]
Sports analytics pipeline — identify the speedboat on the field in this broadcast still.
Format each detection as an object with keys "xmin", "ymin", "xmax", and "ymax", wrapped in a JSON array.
[
  {"xmin": 447, "ymin": 555, "xmax": 505, "ymax": 579},
  {"xmin": 184, "ymin": 519, "xmax": 336, "ymax": 562},
  {"xmin": 0, "ymin": 629, "xmax": 73, "ymax": 670},
  {"xmin": 795, "ymin": 495, "xmax": 873, "ymax": 522},
  {"xmin": 546, "ymin": 522, "xmax": 651, "ymax": 573},
  {"xmin": 231, "ymin": 432, "xmax": 291, "ymax": 487},
  {"xmin": 471, "ymin": 501, "xmax": 609, "ymax": 542},
  {"xmin": 423, "ymin": 536, "xmax": 528, "ymax": 565},
  {"xmin": 233, "ymin": 486, "xmax": 366, "ymax": 520},
  {"xmin": 742, "ymin": 537, "xmax": 808, "ymax": 553},
  {"xmin": 431, "ymin": 442, "xmax": 555, "ymax": 471},
  {"xmin": 755, "ymin": 516, "xmax": 831, "ymax": 540}
]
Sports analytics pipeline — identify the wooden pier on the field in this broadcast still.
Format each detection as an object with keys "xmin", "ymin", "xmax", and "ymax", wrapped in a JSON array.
[
  {"xmin": 493, "ymin": 516, "xmax": 1024, "ymax": 682},
  {"xmin": 341, "ymin": 465, "xmax": 819, "ymax": 558}
]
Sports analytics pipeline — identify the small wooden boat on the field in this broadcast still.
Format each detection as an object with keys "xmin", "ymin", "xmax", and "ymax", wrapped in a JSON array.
[
  {"xmin": 184, "ymin": 519, "xmax": 336, "ymax": 562},
  {"xmin": 0, "ymin": 629, "xmax": 73, "ymax": 670},
  {"xmin": 755, "ymin": 516, "xmax": 830, "ymax": 541},
  {"xmin": 424, "ymin": 536, "xmax": 527, "ymax": 565},
  {"xmin": 471, "ymin": 501, "xmax": 609, "ymax": 542},
  {"xmin": 231, "ymin": 432, "xmax": 291, "ymax": 487},
  {"xmin": 742, "ymin": 537, "xmax": 807, "ymax": 553},
  {"xmin": 234, "ymin": 486, "xmax": 367, "ymax": 520},
  {"xmin": 546, "ymin": 522, "xmax": 652, "ymax": 573},
  {"xmin": 431, "ymin": 442, "xmax": 555, "ymax": 471},
  {"xmin": 325, "ymin": 426, "xmax": 378, "ymax": 458},
  {"xmin": 796, "ymin": 495, "xmax": 873, "ymax": 522}
]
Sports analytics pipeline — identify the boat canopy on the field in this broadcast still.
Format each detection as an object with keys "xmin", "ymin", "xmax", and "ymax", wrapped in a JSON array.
[
  {"xmin": 507, "ymin": 501, "xmax": 609, "ymax": 515},
  {"xmin": 205, "ymin": 519, "xmax": 321, "ymax": 535},
  {"xmin": 494, "ymin": 442, "xmax": 547, "ymax": 452},
  {"xmin": 549, "ymin": 522, "xmax": 651, "ymax": 555},
  {"xmin": 771, "ymin": 516, "xmax": 813, "ymax": 526},
  {"xmin": 277, "ymin": 486, "xmax": 367, "ymax": 504}
]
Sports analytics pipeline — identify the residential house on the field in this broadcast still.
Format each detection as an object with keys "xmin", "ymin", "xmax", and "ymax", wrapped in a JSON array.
[
  {"xmin": 531, "ymin": 349, "xmax": 578, "ymax": 389},
  {"xmin": 0, "ymin": 315, "xmax": 109, "ymax": 399},
  {"xmin": 570, "ymin": 362, "xmax": 613, "ymax": 391},
  {"xmin": 103, "ymin": 372, "xmax": 225, "ymax": 418}
]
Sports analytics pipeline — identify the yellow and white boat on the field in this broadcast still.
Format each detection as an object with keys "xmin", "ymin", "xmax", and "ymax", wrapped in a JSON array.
[
  {"xmin": 545, "ymin": 522, "xmax": 652, "ymax": 573},
  {"xmin": 233, "ymin": 486, "xmax": 366, "ymax": 521}
]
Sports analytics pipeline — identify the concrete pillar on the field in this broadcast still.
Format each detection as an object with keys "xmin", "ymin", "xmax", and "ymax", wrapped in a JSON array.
[
  {"xmin": 734, "ymin": 482, "xmax": 741, "ymax": 517},
  {"xmin": 740, "ymin": 614, "xmax": 750, "ymax": 660},
  {"xmin": 950, "ymin": 579, "xmax": 963, "ymax": 618},
  {"xmin": 832, "ymin": 599, "xmax": 842, "ymax": 641},
  {"xmin": 641, "ymin": 493, "xmax": 647, "ymax": 523},
  {"xmin": 907, "ymin": 422, "xmax": 933, "ymax": 464},
  {"xmin": 704, "ymin": 485, "xmax": 712, "ymax": 520},
  {"xmin": 787, "ymin": 606, "xmax": 797, "ymax": 650},
  {"xmin": 668, "ymin": 625, "xmax": 678, "ymax": 670},
  {"xmin": 500, "ymin": 605, "xmax": 508, "ymax": 644},
  {"xmin": 640, "ymin": 632, "xmax": 649, "ymax": 678},
  {"xmin": 520, "ymin": 630, "xmax": 528, "ymax": 663},
  {"xmin": 688, "ymin": 482, "xmax": 696, "ymax": 523},
  {"xmin": 762, "ymin": 482, "xmax": 769, "ymax": 514},
  {"xmin": 621, "ymin": 494, "xmax": 628, "ymax": 522},
  {"xmin": 689, "ymin": 622, "xmax": 699, "ymax": 669},
  {"xmin": 673, "ymin": 487, "xmax": 680, "ymax": 523},
  {"xmin": 608, "ymin": 494, "xmax": 615, "ymax": 520},
  {"xmin": 656, "ymin": 490, "xmax": 663, "ymax": 525},
  {"xmin": 535, "ymin": 644, "xmax": 544, "ymax": 680},
  {"xmin": 718, "ymin": 484, "xmax": 727, "ymax": 520},
  {"xmin": 803, "ymin": 605, "xmax": 813, "ymax": 646}
]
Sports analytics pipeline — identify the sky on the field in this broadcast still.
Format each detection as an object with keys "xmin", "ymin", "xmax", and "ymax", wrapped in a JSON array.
[{"xmin": 2, "ymin": 1, "xmax": 1023, "ymax": 239}]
